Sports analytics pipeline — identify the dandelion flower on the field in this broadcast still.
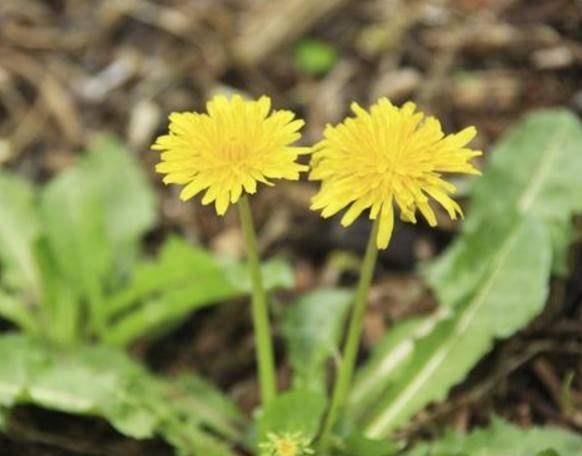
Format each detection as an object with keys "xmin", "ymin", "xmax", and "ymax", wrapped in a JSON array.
[
  {"xmin": 309, "ymin": 98, "xmax": 481, "ymax": 249},
  {"xmin": 259, "ymin": 432, "xmax": 314, "ymax": 456},
  {"xmin": 153, "ymin": 94, "xmax": 308, "ymax": 215}
]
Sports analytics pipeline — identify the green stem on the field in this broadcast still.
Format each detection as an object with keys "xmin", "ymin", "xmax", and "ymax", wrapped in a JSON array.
[
  {"xmin": 318, "ymin": 218, "xmax": 380, "ymax": 453},
  {"xmin": 238, "ymin": 196, "xmax": 277, "ymax": 405}
]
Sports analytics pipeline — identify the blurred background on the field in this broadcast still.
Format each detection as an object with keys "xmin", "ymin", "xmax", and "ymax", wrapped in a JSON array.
[
  {"xmin": 2, "ymin": 0, "xmax": 581, "ymax": 263},
  {"xmin": 1, "ymin": 0, "xmax": 582, "ymax": 454}
]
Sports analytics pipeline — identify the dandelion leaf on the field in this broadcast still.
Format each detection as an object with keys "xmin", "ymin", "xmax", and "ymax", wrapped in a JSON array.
[
  {"xmin": 356, "ymin": 110, "xmax": 582, "ymax": 436},
  {"xmin": 403, "ymin": 417, "xmax": 582, "ymax": 456},
  {"xmin": 0, "ymin": 334, "xmax": 242, "ymax": 455},
  {"xmin": 0, "ymin": 173, "xmax": 41, "ymax": 295},
  {"xmin": 281, "ymin": 288, "xmax": 353, "ymax": 393}
]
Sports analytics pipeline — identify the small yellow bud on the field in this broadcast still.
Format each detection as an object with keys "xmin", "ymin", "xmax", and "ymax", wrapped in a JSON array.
[{"xmin": 259, "ymin": 431, "xmax": 315, "ymax": 456}]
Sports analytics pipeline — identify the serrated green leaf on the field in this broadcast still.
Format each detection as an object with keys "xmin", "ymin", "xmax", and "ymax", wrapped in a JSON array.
[
  {"xmin": 0, "ymin": 335, "xmax": 160, "ymax": 437},
  {"xmin": 347, "ymin": 312, "xmax": 447, "ymax": 422},
  {"xmin": 281, "ymin": 289, "xmax": 352, "ymax": 393},
  {"xmin": 0, "ymin": 289, "xmax": 37, "ymax": 334},
  {"xmin": 537, "ymin": 450, "xmax": 561, "ymax": 456},
  {"xmin": 34, "ymin": 237, "xmax": 81, "ymax": 344},
  {"xmin": 29, "ymin": 346, "xmax": 138, "ymax": 414},
  {"xmin": 168, "ymin": 374, "xmax": 246, "ymax": 442},
  {"xmin": 145, "ymin": 374, "xmax": 242, "ymax": 456},
  {"xmin": 222, "ymin": 257, "xmax": 295, "ymax": 294},
  {"xmin": 354, "ymin": 111, "xmax": 582, "ymax": 437},
  {"xmin": 104, "ymin": 236, "xmax": 294, "ymax": 346},
  {"xmin": 82, "ymin": 136, "xmax": 157, "ymax": 278},
  {"xmin": 436, "ymin": 109, "xmax": 582, "ymax": 279},
  {"xmin": 340, "ymin": 433, "xmax": 398, "ymax": 456},
  {"xmin": 363, "ymin": 218, "xmax": 552, "ymax": 437},
  {"xmin": 104, "ymin": 283, "xmax": 236, "ymax": 346},
  {"xmin": 257, "ymin": 389, "xmax": 327, "ymax": 444},
  {"xmin": 0, "ymin": 334, "xmax": 242, "ymax": 454},
  {"xmin": 40, "ymin": 168, "xmax": 111, "ymax": 335},
  {"xmin": 163, "ymin": 423, "xmax": 238, "ymax": 456},
  {"xmin": 38, "ymin": 135, "xmax": 157, "ymax": 336},
  {"xmin": 0, "ymin": 173, "xmax": 41, "ymax": 298},
  {"xmin": 104, "ymin": 236, "xmax": 225, "ymax": 319},
  {"xmin": 468, "ymin": 110, "xmax": 582, "ymax": 225},
  {"xmin": 103, "ymin": 237, "xmax": 237, "ymax": 345},
  {"xmin": 0, "ymin": 334, "xmax": 49, "ymax": 406},
  {"xmin": 403, "ymin": 417, "xmax": 582, "ymax": 456},
  {"xmin": 0, "ymin": 137, "xmax": 156, "ymax": 343}
]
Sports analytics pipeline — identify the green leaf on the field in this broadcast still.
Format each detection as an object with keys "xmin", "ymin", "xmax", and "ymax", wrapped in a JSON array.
[
  {"xmin": 340, "ymin": 433, "xmax": 398, "ymax": 456},
  {"xmin": 156, "ymin": 376, "xmax": 244, "ymax": 456},
  {"xmin": 403, "ymin": 417, "xmax": 582, "ymax": 456},
  {"xmin": 165, "ymin": 374, "xmax": 246, "ymax": 442},
  {"xmin": 0, "ymin": 334, "xmax": 48, "ymax": 406},
  {"xmin": 104, "ymin": 236, "xmax": 225, "ymax": 318},
  {"xmin": 104, "ymin": 236, "xmax": 294, "ymax": 346},
  {"xmin": 39, "ymin": 136, "xmax": 157, "ymax": 337},
  {"xmin": 537, "ymin": 450, "xmax": 561, "ymax": 456},
  {"xmin": 441, "ymin": 109, "xmax": 582, "ymax": 277},
  {"xmin": 40, "ymin": 167, "xmax": 111, "ymax": 335},
  {"xmin": 35, "ymin": 367, "xmax": 158, "ymax": 438},
  {"xmin": 0, "ymin": 172, "xmax": 41, "ymax": 298},
  {"xmin": 347, "ymin": 313, "xmax": 447, "ymax": 422},
  {"xmin": 3, "ymin": 337, "xmax": 160, "ymax": 438},
  {"xmin": 34, "ymin": 238, "xmax": 81, "ymax": 344},
  {"xmin": 163, "ymin": 424, "xmax": 238, "ymax": 456},
  {"xmin": 82, "ymin": 136, "xmax": 157, "ymax": 277},
  {"xmin": 256, "ymin": 389, "xmax": 327, "ymax": 443},
  {"xmin": 354, "ymin": 111, "xmax": 582, "ymax": 437},
  {"xmin": 468, "ymin": 110, "xmax": 582, "ymax": 226},
  {"xmin": 0, "ymin": 334, "xmax": 242, "ymax": 454},
  {"xmin": 222, "ymin": 257, "xmax": 295, "ymax": 295},
  {"xmin": 0, "ymin": 137, "xmax": 155, "ymax": 342},
  {"xmin": 281, "ymin": 289, "xmax": 352, "ymax": 393},
  {"xmin": 363, "ymin": 218, "xmax": 552, "ymax": 437},
  {"xmin": 294, "ymin": 38, "xmax": 338, "ymax": 76},
  {"xmin": 0, "ymin": 289, "xmax": 37, "ymax": 334}
]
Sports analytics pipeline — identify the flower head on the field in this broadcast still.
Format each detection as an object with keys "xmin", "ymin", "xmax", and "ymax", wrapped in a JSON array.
[
  {"xmin": 259, "ymin": 432, "xmax": 314, "ymax": 456},
  {"xmin": 309, "ymin": 98, "xmax": 481, "ymax": 249},
  {"xmin": 153, "ymin": 94, "xmax": 308, "ymax": 215}
]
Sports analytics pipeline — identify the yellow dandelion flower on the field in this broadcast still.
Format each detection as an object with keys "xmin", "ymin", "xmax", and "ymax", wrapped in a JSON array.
[
  {"xmin": 259, "ymin": 432, "xmax": 314, "ymax": 456},
  {"xmin": 309, "ymin": 98, "xmax": 482, "ymax": 249},
  {"xmin": 152, "ymin": 94, "xmax": 308, "ymax": 215}
]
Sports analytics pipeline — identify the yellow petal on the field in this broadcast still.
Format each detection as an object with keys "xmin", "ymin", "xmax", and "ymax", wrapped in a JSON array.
[
  {"xmin": 215, "ymin": 191, "xmax": 230, "ymax": 215},
  {"xmin": 180, "ymin": 179, "xmax": 206, "ymax": 201},
  {"xmin": 376, "ymin": 200, "xmax": 394, "ymax": 249},
  {"xmin": 341, "ymin": 198, "xmax": 371, "ymax": 227}
]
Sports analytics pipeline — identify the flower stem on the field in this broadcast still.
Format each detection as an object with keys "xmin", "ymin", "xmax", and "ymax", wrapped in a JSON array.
[
  {"xmin": 238, "ymin": 195, "xmax": 277, "ymax": 405},
  {"xmin": 318, "ymin": 218, "xmax": 380, "ymax": 453}
]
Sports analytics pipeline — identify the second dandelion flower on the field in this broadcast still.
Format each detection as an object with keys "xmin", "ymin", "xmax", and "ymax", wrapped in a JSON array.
[{"xmin": 309, "ymin": 98, "xmax": 482, "ymax": 249}]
